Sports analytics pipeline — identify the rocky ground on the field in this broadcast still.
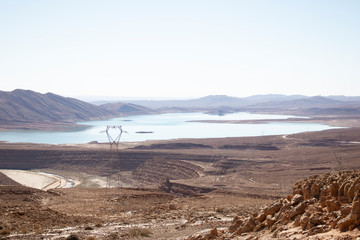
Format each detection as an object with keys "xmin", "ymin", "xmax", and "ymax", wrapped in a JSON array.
[
  {"xmin": 188, "ymin": 170, "xmax": 360, "ymax": 240},
  {"xmin": 0, "ymin": 184, "xmax": 273, "ymax": 239},
  {"xmin": 3, "ymin": 170, "xmax": 360, "ymax": 239},
  {"xmin": 2, "ymin": 126, "xmax": 360, "ymax": 239}
]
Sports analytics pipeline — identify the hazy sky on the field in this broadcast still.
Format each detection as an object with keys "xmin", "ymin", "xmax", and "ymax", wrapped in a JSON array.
[{"xmin": 1, "ymin": 1, "xmax": 359, "ymax": 99}]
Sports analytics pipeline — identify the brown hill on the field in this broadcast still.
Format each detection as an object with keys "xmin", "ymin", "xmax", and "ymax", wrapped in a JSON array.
[
  {"xmin": 0, "ymin": 89, "xmax": 114, "ymax": 124},
  {"xmin": 99, "ymin": 102, "xmax": 157, "ymax": 116}
]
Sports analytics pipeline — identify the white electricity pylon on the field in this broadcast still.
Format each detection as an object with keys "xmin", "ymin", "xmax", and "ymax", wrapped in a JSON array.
[
  {"xmin": 102, "ymin": 125, "xmax": 126, "ymax": 151},
  {"xmin": 101, "ymin": 125, "xmax": 127, "ymax": 189}
]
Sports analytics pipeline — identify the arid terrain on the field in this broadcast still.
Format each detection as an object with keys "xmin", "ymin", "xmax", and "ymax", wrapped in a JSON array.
[
  {"xmin": 2, "ymin": 120, "xmax": 360, "ymax": 239},
  {"xmin": 2, "ymin": 90, "xmax": 360, "ymax": 239}
]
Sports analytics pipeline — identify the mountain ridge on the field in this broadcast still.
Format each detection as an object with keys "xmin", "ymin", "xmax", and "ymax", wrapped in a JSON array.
[
  {"xmin": 0, "ymin": 90, "xmax": 133, "ymax": 129},
  {"xmin": 0, "ymin": 89, "xmax": 161, "ymax": 130},
  {"xmin": 118, "ymin": 94, "xmax": 360, "ymax": 110},
  {"xmin": 0, "ymin": 89, "xmax": 117, "ymax": 123}
]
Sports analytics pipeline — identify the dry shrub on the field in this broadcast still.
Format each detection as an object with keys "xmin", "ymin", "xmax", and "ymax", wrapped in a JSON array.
[
  {"xmin": 95, "ymin": 222, "xmax": 103, "ymax": 228},
  {"xmin": 19, "ymin": 226, "xmax": 28, "ymax": 234},
  {"xmin": 0, "ymin": 228, "xmax": 11, "ymax": 236},
  {"xmin": 34, "ymin": 225, "xmax": 43, "ymax": 235},
  {"xmin": 127, "ymin": 227, "xmax": 152, "ymax": 237},
  {"xmin": 66, "ymin": 234, "xmax": 80, "ymax": 240},
  {"xmin": 105, "ymin": 233, "xmax": 118, "ymax": 240},
  {"xmin": 169, "ymin": 204, "xmax": 177, "ymax": 210},
  {"xmin": 216, "ymin": 207, "xmax": 226, "ymax": 214},
  {"xmin": 175, "ymin": 223, "xmax": 187, "ymax": 230}
]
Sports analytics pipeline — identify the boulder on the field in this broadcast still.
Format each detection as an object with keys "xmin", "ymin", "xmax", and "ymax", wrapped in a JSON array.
[
  {"xmin": 235, "ymin": 217, "xmax": 257, "ymax": 235},
  {"xmin": 256, "ymin": 212, "xmax": 267, "ymax": 223},
  {"xmin": 337, "ymin": 191, "xmax": 360, "ymax": 231},
  {"xmin": 299, "ymin": 213, "xmax": 310, "ymax": 229},
  {"xmin": 228, "ymin": 218, "xmax": 243, "ymax": 233},
  {"xmin": 291, "ymin": 194, "xmax": 303, "ymax": 206},
  {"xmin": 253, "ymin": 222, "xmax": 265, "ymax": 232},
  {"xmin": 289, "ymin": 202, "xmax": 307, "ymax": 219},
  {"xmin": 310, "ymin": 182, "xmax": 321, "ymax": 199},
  {"xmin": 208, "ymin": 228, "xmax": 218, "ymax": 238},
  {"xmin": 325, "ymin": 199, "xmax": 340, "ymax": 212},
  {"xmin": 256, "ymin": 201, "xmax": 283, "ymax": 224},
  {"xmin": 307, "ymin": 225, "xmax": 328, "ymax": 236},
  {"xmin": 265, "ymin": 202, "xmax": 283, "ymax": 216},
  {"xmin": 265, "ymin": 215, "xmax": 276, "ymax": 228}
]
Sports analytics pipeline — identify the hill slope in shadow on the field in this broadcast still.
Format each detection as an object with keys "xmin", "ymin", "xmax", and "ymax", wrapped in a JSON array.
[{"xmin": 0, "ymin": 89, "xmax": 114, "ymax": 123}]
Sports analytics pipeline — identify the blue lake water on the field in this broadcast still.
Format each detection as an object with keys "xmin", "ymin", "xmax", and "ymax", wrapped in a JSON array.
[{"xmin": 0, "ymin": 112, "xmax": 338, "ymax": 144}]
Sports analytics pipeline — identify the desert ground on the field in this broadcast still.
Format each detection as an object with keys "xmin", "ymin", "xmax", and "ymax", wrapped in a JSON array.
[{"xmin": 2, "ymin": 116, "xmax": 360, "ymax": 239}]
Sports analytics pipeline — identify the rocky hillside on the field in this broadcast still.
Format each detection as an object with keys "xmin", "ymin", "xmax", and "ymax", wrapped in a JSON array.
[
  {"xmin": 189, "ymin": 170, "xmax": 360, "ymax": 239},
  {"xmin": 0, "ymin": 89, "xmax": 114, "ymax": 123}
]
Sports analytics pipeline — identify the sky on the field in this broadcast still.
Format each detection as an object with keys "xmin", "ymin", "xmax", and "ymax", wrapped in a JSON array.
[{"xmin": 1, "ymin": 0, "xmax": 360, "ymax": 99}]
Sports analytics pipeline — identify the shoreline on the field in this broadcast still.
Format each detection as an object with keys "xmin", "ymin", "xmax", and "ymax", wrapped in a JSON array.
[
  {"xmin": 0, "ymin": 110, "xmax": 353, "ymax": 131},
  {"xmin": 188, "ymin": 115, "xmax": 360, "ymax": 128},
  {"xmin": 0, "ymin": 111, "xmax": 359, "ymax": 146}
]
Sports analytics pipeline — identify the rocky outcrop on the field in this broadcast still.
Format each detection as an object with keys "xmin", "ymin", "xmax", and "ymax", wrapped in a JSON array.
[{"xmin": 188, "ymin": 170, "xmax": 360, "ymax": 239}]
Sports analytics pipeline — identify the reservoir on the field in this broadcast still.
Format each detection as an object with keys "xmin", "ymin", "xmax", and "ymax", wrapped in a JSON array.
[{"xmin": 0, "ymin": 112, "xmax": 338, "ymax": 144}]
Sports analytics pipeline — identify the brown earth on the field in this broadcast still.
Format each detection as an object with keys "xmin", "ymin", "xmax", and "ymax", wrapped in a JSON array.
[
  {"xmin": 2, "ymin": 124, "xmax": 360, "ymax": 238},
  {"xmin": 0, "ymin": 186, "xmax": 273, "ymax": 239}
]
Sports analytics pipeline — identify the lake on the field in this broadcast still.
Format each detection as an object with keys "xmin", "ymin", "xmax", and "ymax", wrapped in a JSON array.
[{"xmin": 0, "ymin": 112, "xmax": 338, "ymax": 144}]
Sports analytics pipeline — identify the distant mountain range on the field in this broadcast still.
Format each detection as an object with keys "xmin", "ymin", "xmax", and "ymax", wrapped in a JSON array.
[
  {"xmin": 1, "ymin": 90, "xmax": 360, "ymax": 129},
  {"xmin": 117, "ymin": 94, "xmax": 360, "ymax": 112},
  {"xmin": 246, "ymin": 96, "xmax": 345, "ymax": 108}
]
